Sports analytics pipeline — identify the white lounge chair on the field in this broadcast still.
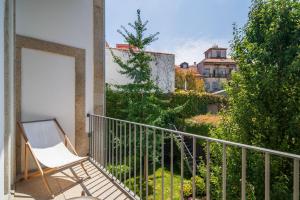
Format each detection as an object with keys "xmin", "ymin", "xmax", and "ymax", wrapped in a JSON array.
[{"xmin": 18, "ymin": 119, "xmax": 89, "ymax": 198}]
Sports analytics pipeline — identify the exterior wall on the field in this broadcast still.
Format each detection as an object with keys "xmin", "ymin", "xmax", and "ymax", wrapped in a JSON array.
[
  {"xmin": 16, "ymin": 0, "xmax": 94, "ymax": 131},
  {"xmin": 202, "ymin": 65, "xmax": 233, "ymax": 76},
  {"xmin": 206, "ymin": 49, "xmax": 226, "ymax": 58},
  {"xmin": 15, "ymin": 0, "xmax": 105, "ymax": 171},
  {"xmin": 204, "ymin": 77, "xmax": 227, "ymax": 92},
  {"xmin": 0, "ymin": 1, "xmax": 5, "ymax": 199},
  {"xmin": 21, "ymin": 49, "xmax": 76, "ymax": 143},
  {"xmin": 199, "ymin": 61, "xmax": 237, "ymax": 92},
  {"xmin": 106, "ymin": 48, "xmax": 175, "ymax": 93}
]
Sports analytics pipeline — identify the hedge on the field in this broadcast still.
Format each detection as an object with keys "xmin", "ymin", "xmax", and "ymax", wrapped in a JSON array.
[
  {"xmin": 106, "ymin": 86, "xmax": 227, "ymax": 121},
  {"xmin": 169, "ymin": 90, "xmax": 227, "ymax": 118}
]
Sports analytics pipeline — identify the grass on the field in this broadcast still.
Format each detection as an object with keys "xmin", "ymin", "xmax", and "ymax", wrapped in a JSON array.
[
  {"xmin": 188, "ymin": 114, "xmax": 221, "ymax": 126},
  {"xmin": 126, "ymin": 168, "xmax": 185, "ymax": 200},
  {"xmin": 148, "ymin": 168, "xmax": 182, "ymax": 200}
]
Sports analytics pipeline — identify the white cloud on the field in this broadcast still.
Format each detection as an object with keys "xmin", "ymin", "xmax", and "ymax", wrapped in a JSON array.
[
  {"xmin": 173, "ymin": 38, "xmax": 230, "ymax": 64},
  {"xmin": 150, "ymin": 37, "xmax": 230, "ymax": 65}
]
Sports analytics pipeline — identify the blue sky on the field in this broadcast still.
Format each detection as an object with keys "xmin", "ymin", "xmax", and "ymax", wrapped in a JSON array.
[{"xmin": 106, "ymin": 0, "xmax": 252, "ymax": 64}]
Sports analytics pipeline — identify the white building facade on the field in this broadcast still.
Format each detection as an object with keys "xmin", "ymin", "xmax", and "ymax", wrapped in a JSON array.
[
  {"xmin": 198, "ymin": 46, "xmax": 237, "ymax": 92},
  {"xmin": 106, "ymin": 46, "xmax": 175, "ymax": 93}
]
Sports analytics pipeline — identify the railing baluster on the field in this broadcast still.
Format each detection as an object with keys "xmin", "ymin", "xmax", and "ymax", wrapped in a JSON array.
[
  {"xmin": 91, "ymin": 116, "xmax": 94, "ymax": 160},
  {"xmin": 112, "ymin": 119, "xmax": 115, "ymax": 176},
  {"xmin": 206, "ymin": 141, "xmax": 210, "ymax": 200},
  {"xmin": 94, "ymin": 116, "xmax": 96, "ymax": 162},
  {"xmin": 134, "ymin": 124, "xmax": 137, "ymax": 195},
  {"xmin": 105, "ymin": 118, "xmax": 107, "ymax": 166},
  {"xmin": 242, "ymin": 148, "xmax": 247, "ymax": 200},
  {"xmin": 120, "ymin": 122, "xmax": 122, "ymax": 181},
  {"xmin": 294, "ymin": 159, "xmax": 299, "ymax": 200},
  {"xmin": 193, "ymin": 136, "xmax": 196, "ymax": 200},
  {"xmin": 87, "ymin": 115, "xmax": 300, "ymax": 200},
  {"xmin": 99, "ymin": 117, "xmax": 102, "ymax": 164},
  {"xmin": 108, "ymin": 119, "xmax": 111, "ymax": 167},
  {"xmin": 222, "ymin": 144, "xmax": 227, "ymax": 200},
  {"xmin": 153, "ymin": 129, "xmax": 156, "ymax": 200},
  {"xmin": 265, "ymin": 153, "xmax": 270, "ymax": 200},
  {"xmin": 124, "ymin": 123, "xmax": 127, "ymax": 182},
  {"xmin": 97, "ymin": 116, "xmax": 100, "ymax": 163},
  {"xmin": 116, "ymin": 121, "xmax": 119, "ymax": 180},
  {"xmin": 162, "ymin": 131, "xmax": 164, "ymax": 200},
  {"xmin": 105, "ymin": 118, "xmax": 108, "ymax": 167},
  {"xmin": 129, "ymin": 123, "xmax": 132, "ymax": 190},
  {"xmin": 181, "ymin": 136, "xmax": 184, "ymax": 200},
  {"xmin": 171, "ymin": 133, "xmax": 174, "ymax": 200},
  {"xmin": 88, "ymin": 115, "xmax": 91, "ymax": 158},
  {"xmin": 101, "ymin": 117, "xmax": 104, "ymax": 165},
  {"xmin": 146, "ymin": 127, "xmax": 149, "ymax": 200},
  {"xmin": 140, "ymin": 125, "xmax": 143, "ymax": 198}
]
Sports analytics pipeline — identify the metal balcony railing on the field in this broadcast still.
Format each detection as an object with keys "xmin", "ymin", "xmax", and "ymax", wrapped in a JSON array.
[{"xmin": 87, "ymin": 114, "xmax": 300, "ymax": 200}]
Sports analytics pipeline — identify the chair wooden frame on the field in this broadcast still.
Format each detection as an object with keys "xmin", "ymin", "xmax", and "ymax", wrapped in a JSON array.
[{"xmin": 17, "ymin": 119, "xmax": 89, "ymax": 198}]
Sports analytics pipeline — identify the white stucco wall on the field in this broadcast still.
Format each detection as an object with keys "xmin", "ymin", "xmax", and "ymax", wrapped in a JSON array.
[
  {"xmin": 21, "ymin": 49, "xmax": 76, "ymax": 144},
  {"xmin": 106, "ymin": 48, "xmax": 175, "ymax": 93},
  {"xmin": 0, "ymin": 0, "xmax": 4, "ymax": 198},
  {"xmin": 16, "ymin": 0, "xmax": 94, "ymax": 139}
]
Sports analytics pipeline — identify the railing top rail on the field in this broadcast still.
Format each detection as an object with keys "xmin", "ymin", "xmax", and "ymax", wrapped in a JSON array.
[{"xmin": 88, "ymin": 114, "xmax": 300, "ymax": 160}]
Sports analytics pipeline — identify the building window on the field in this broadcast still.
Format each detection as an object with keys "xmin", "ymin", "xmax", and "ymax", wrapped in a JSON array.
[
  {"xmin": 205, "ymin": 82, "xmax": 210, "ymax": 90},
  {"xmin": 204, "ymin": 68, "xmax": 210, "ymax": 76},
  {"xmin": 212, "ymin": 82, "xmax": 218, "ymax": 90},
  {"xmin": 217, "ymin": 51, "xmax": 221, "ymax": 58}
]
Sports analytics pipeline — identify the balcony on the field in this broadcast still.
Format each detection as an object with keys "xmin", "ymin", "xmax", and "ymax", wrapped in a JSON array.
[{"xmin": 14, "ymin": 114, "xmax": 300, "ymax": 200}]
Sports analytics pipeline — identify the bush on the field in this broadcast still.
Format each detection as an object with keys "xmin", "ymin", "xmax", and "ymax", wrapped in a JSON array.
[
  {"xmin": 170, "ymin": 90, "xmax": 227, "ymax": 118},
  {"xmin": 183, "ymin": 180, "xmax": 193, "ymax": 198},
  {"xmin": 107, "ymin": 164, "xmax": 130, "ymax": 178},
  {"xmin": 194, "ymin": 176, "xmax": 205, "ymax": 196}
]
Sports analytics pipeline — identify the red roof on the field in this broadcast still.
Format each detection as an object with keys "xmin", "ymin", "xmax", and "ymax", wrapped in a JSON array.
[{"xmin": 116, "ymin": 44, "xmax": 139, "ymax": 51}]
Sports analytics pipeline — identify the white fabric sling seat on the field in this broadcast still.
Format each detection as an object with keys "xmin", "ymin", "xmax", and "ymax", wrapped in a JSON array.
[{"xmin": 18, "ymin": 119, "xmax": 89, "ymax": 198}]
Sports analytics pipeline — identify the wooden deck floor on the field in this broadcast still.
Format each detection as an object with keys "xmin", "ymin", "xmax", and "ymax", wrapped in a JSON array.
[{"xmin": 13, "ymin": 160, "xmax": 133, "ymax": 200}]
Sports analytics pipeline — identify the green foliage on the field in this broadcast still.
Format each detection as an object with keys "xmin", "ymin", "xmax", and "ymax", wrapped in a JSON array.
[
  {"xmin": 106, "ymin": 88, "xmax": 226, "ymax": 131},
  {"xmin": 205, "ymin": 0, "xmax": 300, "ymax": 199},
  {"xmin": 182, "ymin": 180, "xmax": 192, "ymax": 198},
  {"xmin": 194, "ymin": 176, "xmax": 205, "ymax": 197},
  {"xmin": 110, "ymin": 9, "xmax": 184, "ymax": 129},
  {"xmin": 109, "ymin": 10, "xmax": 186, "ymax": 185},
  {"xmin": 228, "ymin": 0, "xmax": 300, "ymax": 153},
  {"xmin": 175, "ymin": 68, "xmax": 205, "ymax": 92},
  {"xmin": 125, "ymin": 168, "xmax": 184, "ymax": 200},
  {"xmin": 184, "ymin": 118, "xmax": 214, "ymax": 136},
  {"xmin": 107, "ymin": 164, "xmax": 130, "ymax": 178},
  {"xmin": 171, "ymin": 90, "xmax": 227, "ymax": 118}
]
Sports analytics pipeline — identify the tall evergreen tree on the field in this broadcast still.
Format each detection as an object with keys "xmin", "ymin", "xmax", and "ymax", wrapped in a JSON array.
[{"xmin": 111, "ymin": 9, "xmax": 179, "ymax": 126}]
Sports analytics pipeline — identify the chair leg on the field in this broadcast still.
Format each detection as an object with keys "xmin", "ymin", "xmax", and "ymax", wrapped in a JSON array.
[
  {"xmin": 24, "ymin": 145, "xmax": 28, "ymax": 180},
  {"xmin": 80, "ymin": 162, "xmax": 89, "ymax": 177},
  {"xmin": 41, "ymin": 174, "xmax": 54, "ymax": 199}
]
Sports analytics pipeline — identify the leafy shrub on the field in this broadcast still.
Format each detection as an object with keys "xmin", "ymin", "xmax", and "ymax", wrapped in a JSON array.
[
  {"xmin": 183, "ymin": 180, "xmax": 192, "ymax": 198},
  {"xmin": 170, "ymin": 90, "xmax": 227, "ymax": 118},
  {"xmin": 194, "ymin": 176, "xmax": 205, "ymax": 196},
  {"xmin": 107, "ymin": 164, "xmax": 130, "ymax": 178}
]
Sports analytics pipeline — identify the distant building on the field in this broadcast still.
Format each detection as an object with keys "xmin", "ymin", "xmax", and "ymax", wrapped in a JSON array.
[
  {"xmin": 198, "ymin": 45, "xmax": 237, "ymax": 92},
  {"xmin": 106, "ymin": 44, "xmax": 175, "ymax": 93},
  {"xmin": 180, "ymin": 62, "xmax": 189, "ymax": 69}
]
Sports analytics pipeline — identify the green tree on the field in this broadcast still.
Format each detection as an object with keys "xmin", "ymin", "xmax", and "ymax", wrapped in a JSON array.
[
  {"xmin": 209, "ymin": 0, "xmax": 300, "ymax": 199},
  {"xmin": 110, "ymin": 10, "xmax": 184, "ymax": 196},
  {"xmin": 111, "ymin": 9, "xmax": 170, "ymax": 126}
]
